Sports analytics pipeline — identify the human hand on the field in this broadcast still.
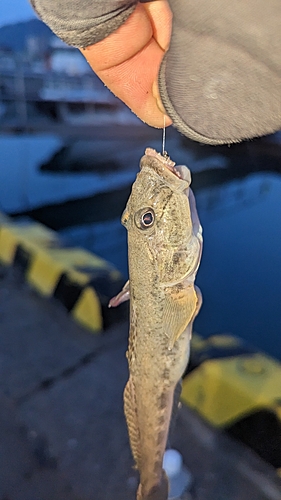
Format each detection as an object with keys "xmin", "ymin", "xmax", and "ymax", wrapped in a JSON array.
[{"xmin": 80, "ymin": 0, "xmax": 172, "ymax": 128}]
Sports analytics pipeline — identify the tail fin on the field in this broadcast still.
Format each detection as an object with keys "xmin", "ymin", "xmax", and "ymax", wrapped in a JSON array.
[{"xmin": 137, "ymin": 470, "xmax": 169, "ymax": 500}]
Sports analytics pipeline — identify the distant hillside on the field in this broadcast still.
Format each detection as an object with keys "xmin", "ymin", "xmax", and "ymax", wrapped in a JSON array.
[{"xmin": 0, "ymin": 18, "xmax": 54, "ymax": 52}]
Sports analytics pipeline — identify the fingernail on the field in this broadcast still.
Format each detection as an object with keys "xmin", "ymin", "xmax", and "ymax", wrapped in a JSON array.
[{"xmin": 152, "ymin": 80, "xmax": 168, "ymax": 115}]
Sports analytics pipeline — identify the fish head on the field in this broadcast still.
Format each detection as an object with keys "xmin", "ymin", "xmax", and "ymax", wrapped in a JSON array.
[{"xmin": 122, "ymin": 148, "xmax": 202, "ymax": 286}]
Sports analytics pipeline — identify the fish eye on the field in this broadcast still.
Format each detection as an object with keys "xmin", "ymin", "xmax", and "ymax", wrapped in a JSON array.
[
  {"xmin": 135, "ymin": 208, "xmax": 155, "ymax": 230},
  {"xmin": 141, "ymin": 211, "xmax": 154, "ymax": 227}
]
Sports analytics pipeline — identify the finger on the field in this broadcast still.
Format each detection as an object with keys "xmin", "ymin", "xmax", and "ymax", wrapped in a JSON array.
[
  {"xmin": 81, "ymin": 4, "xmax": 153, "ymax": 72},
  {"xmin": 98, "ymin": 36, "xmax": 172, "ymax": 127},
  {"xmin": 143, "ymin": 0, "xmax": 172, "ymax": 51},
  {"xmin": 80, "ymin": 2, "xmax": 172, "ymax": 127}
]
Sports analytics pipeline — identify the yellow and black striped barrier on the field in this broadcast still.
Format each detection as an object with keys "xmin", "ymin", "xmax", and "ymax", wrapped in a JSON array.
[
  {"xmin": 183, "ymin": 333, "xmax": 281, "ymax": 470},
  {"xmin": 0, "ymin": 213, "xmax": 126, "ymax": 332}
]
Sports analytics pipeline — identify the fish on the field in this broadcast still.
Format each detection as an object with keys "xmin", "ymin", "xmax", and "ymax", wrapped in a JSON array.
[{"xmin": 109, "ymin": 148, "xmax": 203, "ymax": 500}]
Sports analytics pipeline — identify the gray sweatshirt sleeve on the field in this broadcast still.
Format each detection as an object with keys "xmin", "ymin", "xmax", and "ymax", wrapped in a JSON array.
[
  {"xmin": 159, "ymin": 0, "xmax": 281, "ymax": 144},
  {"xmin": 30, "ymin": 0, "xmax": 137, "ymax": 47}
]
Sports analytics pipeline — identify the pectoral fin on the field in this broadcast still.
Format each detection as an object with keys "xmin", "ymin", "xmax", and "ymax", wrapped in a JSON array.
[
  {"xmin": 108, "ymin": 280, "xmax": 130, "ymax": 308},
  {"xmin": 163, "ymin": 285, "xmax": 201, "ymax": 350}
]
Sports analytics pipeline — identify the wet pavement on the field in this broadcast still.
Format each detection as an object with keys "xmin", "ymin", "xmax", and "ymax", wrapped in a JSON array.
[{"xmin": 0, "ymin": 265, "xmax": 280, "ymax": 500}]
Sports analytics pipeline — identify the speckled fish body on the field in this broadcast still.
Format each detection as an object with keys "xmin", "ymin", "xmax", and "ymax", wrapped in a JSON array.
[{"xmin": 111, "ymin": 149, "xmax": 202, "ymax": 500}]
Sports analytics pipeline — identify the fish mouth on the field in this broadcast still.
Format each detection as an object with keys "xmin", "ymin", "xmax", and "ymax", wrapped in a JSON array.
[
  {"xmin": 144, "ymin": 148, "xmax": 202, "ymax": 242},
  {"xmin": 144, "ymin": 148, "xmax": 191, "ymax": 185}
]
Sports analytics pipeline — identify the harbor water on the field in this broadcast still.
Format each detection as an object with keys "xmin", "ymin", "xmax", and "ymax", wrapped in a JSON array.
[{"xmin": 0, "ymin": 130, "xmax": 281, "ymax": 360}]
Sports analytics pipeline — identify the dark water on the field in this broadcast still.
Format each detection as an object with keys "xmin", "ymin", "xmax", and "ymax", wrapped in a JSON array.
[
  {"xmin": 1, "ymin": 131, "xmax": 281, "ymax": 360},
  {"xmin": 194, "ymin": 173, "xmax": 281, "ymax": 360}
]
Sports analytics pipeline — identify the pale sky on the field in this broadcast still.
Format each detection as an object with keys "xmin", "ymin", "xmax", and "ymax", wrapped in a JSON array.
[{"xmin": 0, "ymin": 0, "xmax": 36, "ymax": 27}]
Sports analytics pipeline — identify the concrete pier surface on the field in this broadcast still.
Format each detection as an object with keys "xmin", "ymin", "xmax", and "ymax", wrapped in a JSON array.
[{"xmin": 0, "ymin": 265, "xmax": 280, "ymax": 500}]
